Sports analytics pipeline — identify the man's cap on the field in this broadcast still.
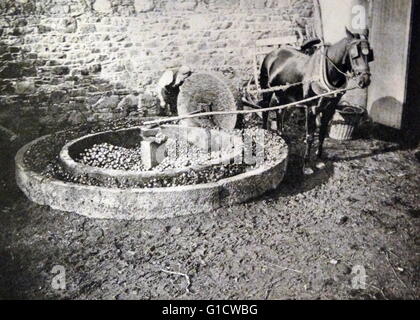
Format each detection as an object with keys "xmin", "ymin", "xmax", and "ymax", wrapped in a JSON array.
[{"xmin": 178, "ymin": 66, "xmax": 191, "ymax": 75}]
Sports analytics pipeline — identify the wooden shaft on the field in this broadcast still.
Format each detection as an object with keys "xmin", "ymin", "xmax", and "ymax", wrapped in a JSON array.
[
  {"xmin": 247, "ymin": 82, "xmax": 304, "ymax": 94},
  {"xmin": 143, "ymin": 86, "xmax": 357, "ymax": 126}
]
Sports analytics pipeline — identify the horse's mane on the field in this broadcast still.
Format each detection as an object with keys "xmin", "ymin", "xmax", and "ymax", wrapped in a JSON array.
[{"xmin": 300, "ymin": 38, "xmax": 322, "ymax": 53}]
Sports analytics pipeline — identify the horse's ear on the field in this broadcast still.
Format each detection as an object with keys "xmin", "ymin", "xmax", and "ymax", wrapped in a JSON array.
[
  {"xmin": 345, "ymin": 27, "xmax": 354, "ymax": 39},
  {"xmin": 363, "ymin": 29, "xmax": 370, "ymax": 39}
]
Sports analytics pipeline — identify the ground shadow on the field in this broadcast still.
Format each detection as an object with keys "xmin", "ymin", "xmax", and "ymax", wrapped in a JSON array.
[
  {"xmin": 257, "ymin": 116, "xmax": 417, "ymax": 200},
  {"xmin": 358, "ymin": 116, "xmax": 418, "ymax": 148},
  {"xmin": 320, "ymin": 117, "xmax": 416, "ymax": 163},
  {"xmin": 415, "ymin": 151, "xmax": 420, "ymax": 163},
  {"xmin": 264, "ymin": 153, "xmax": 335, "ymax": 199},
  {"xmin": 326, "ymin": 143, "xmax": 401, "ymax": 163},
  {"xmin": 0, "ymin": 246, "xmax": 44, "ymax": 299},
  {"xmin": 0, "ymin": 136, "xmax": 26, "ymax": 207}
]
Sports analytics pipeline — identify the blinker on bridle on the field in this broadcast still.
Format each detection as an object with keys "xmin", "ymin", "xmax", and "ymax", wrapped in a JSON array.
[
  {"xmin": 349, "ymin": 39, "xmax": 374, "ymax": 62},
  {"xmin": 347, "ymin": 38, "xmax": 373, "ymax": 79},
  {"xmin": 321, "ymin": 35, "xmax": 373, "ymax": 90}
]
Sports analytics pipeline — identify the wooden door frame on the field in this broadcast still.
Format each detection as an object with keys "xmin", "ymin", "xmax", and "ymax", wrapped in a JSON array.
[
  {"xmin": 404, "ymin": 0, "xmax": 420, "ymax": 140},
  {"xmin": 367, "ymin": 0, "xmax": 415, "ymax": 131}
]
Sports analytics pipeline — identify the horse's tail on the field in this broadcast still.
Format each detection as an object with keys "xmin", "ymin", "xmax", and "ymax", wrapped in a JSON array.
[
  {"xmin": 258, "ymin": 46, "xmax": 285, "ymax": 90},
  {"xmin": 258, "ymin": 56, "xmax": 269, "ymax": 90},
  {"xmin": 258, "ymin": 50, "xmax": 278, "ymax": 111}
]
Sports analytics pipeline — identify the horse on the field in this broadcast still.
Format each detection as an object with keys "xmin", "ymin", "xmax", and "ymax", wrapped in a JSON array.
[{"xmin": 258, "ymin": 28, "xmax": 373, "ymax": 174}]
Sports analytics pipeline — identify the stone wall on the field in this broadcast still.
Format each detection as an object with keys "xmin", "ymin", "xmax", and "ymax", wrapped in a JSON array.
[{"xmin": 0, "ymin": 0, "xmax": 313, "ymax": 136}]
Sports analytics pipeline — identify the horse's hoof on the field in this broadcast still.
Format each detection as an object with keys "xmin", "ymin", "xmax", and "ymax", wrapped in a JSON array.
[
  {"xmin": 303, "ymin": 167, "xmax": 314, "ymax": 175},
  {"xmin": 315, "ymin": 162, "xmax": 326, "ymax": 170}
]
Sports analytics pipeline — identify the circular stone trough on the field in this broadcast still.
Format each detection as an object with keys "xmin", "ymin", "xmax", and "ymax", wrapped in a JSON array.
[
  {"xmin": 15, "ymin": 126, "xmax": 288, "ymax": 220},
  {"xmin": 59, "ymin": 125, "xmax": 244, "ymax": 185}
]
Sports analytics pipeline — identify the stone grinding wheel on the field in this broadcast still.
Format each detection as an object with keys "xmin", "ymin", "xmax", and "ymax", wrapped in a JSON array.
[{"xmin": 177, "ymin": 72, "xmax": 241, "ymax": 129}]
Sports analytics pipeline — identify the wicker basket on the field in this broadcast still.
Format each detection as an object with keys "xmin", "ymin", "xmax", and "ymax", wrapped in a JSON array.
[{"xmin": 329, "ymin": 104, "xmax": 365, "ymax": 141}]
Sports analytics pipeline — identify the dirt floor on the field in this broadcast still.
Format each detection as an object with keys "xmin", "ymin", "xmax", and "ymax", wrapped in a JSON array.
[{"xmin": 0, "ymin": 119, "xmax": 419, "ymax": 300}]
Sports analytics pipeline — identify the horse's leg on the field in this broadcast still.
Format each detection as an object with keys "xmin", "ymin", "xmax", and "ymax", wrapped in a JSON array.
[
  {"xmin": 260, "ymin": 92, "xmax": 272, "ymax": 130},
  {"xmin": 317, "ymin": 101, "xmax": 336, "ymax": 163},
  {"xmin": 303, "ymin": 105, "xmax": 316, "ymax": 175},
  {"xmin": 276, "ymin": 111, "xmax": 282, "ymax": 132},
  {"xmin": 262, "ymin": 111, "xmax": 269, "ymax": 130},
  {"xmin": 269, "ymin": 93, "xmax": 283, "ymax": 132},
  {"xmin": 280, "ymin": 109, "xmax": 287, "ymax": 132}
]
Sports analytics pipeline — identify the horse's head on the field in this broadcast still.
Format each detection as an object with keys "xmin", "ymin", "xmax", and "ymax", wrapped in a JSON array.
[{"xmin": 344, "ymin": 28, "xmax": 373, "ymax": 88}]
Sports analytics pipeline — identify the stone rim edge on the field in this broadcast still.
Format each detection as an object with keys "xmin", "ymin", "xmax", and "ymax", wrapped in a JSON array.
[{"xmin": 15, "ymin": 132, "xmax": 288, "ymax": 220}]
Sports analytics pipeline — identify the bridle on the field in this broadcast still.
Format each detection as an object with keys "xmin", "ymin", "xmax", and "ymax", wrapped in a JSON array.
[
  {"xmin": 322, "ymin": 36, "xmax": 373, "ymax": 87},
  {"xmin": 347, "ymin": 37, "xmax": 373, "ymax": 77}
]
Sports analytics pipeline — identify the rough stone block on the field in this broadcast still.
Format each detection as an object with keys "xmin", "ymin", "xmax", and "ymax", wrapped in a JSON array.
[
  {"xmin": 140, "ymin": 139, "xmax": 162, "ymax": 169},
  {"xmin": 93, "ymin": 0, "xmax": 112, "ymax": 13},
  {"xmin": 52, "ymin": 66, "xmax": 70, "ymax": 75},
  {"xmin": 14, "ymin": 80, "xmax": 35, "ymax": 95},
  {"xmin": 167, "ymin": 0, "xmax": 198, "ymax": 11},
  {"xmin": 254, "ymin": 0, "xmax": 267, "ymax": 9},
  {"xmin": 0, "ymin": 79, "xmax": 15, "ymax": 94},
  {"xmin": 134, "ymin": 0, "xmax": 155, "ymax": 13},
  {"xmin": 91, "ymin": 95, "xmax": 120, "ymax": 111},
  {"xmin": 60, "ymin": 17, "xmax": 77, "ymax": 33},
  {"xmin": 0, "ymin": 63, "xmax": 22, "ymax": 78},
  {"xmin": 116, "ymin": 94, "xmax": 138, "ymax": 115},
  {"xmin": 67, "ymin": 110, "xmax": 85, "ymax": 125},
  {"xmin": 79, "ymin": 24, "xmax": 97, "ymax": 33},
  {"xmin": 240, "ymin": 0, "xmax": 254, "ymax": 9},
  {"xmin": 89, "ymin": 63, "xmax": 102, "ymax": 73}
]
